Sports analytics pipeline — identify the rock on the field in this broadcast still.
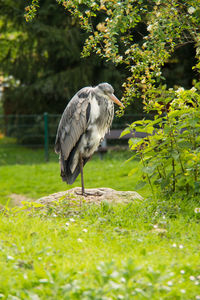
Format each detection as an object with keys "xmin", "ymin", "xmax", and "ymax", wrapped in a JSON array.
[{"xmin": 36, "ymin": 187, "xmax": 143, "ymax": 206}]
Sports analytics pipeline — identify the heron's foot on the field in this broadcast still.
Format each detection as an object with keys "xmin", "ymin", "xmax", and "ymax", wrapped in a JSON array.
[
  {"xmin": 75, "ymin": 191, "xmax": 89, "ymax": 197},
  {"xmin": 75, "ymin": 190, "xmax": 102, "ymax": 197}
]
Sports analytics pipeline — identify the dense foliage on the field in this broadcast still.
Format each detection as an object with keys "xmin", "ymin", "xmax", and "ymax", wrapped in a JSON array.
[
  {"xmin": 0, "ymin": 0, "xmax": 124, "ymax": 115},
  {"xmin": 125, "ymin": 83, "xmax": 200, "ymax": 198},
  {"xmin": 25, "ymin": 0, "xmax": 200, "ymax": 106}
]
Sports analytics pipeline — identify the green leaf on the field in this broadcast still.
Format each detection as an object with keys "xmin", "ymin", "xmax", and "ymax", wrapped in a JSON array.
[
  {"xmin": 135, "ymin": 180, "xmax": 147, "ymax": 190},
  {"xmin": 142, "ymin": 165, "xmax": 157, "ymax": 175},
  {"xmin": 125, "ymin": 154, "xmax": 138, "ymax": 164},
  {"xmin": 145, "ymin": 126, "xmax": 154, "ymax": 134},
  {"xmin": 120, "ymin": 127, "xmax": 130, "ymax": 138},
  {"xmin": 128, "ymin": 167, "xmax": 139, "ymax": 176}
]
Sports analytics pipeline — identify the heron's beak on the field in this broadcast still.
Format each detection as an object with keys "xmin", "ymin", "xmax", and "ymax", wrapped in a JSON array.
[{"xmin": 109, "ymin": 93, "xmax": 125, "ymax": 108}]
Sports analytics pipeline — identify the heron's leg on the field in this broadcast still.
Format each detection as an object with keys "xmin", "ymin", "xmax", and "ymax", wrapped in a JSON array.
[{"xmin": 79, "ymin": 154, "xmax": 85, "ymax": 197}]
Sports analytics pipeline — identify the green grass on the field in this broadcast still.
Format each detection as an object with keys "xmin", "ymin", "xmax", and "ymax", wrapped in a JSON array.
[
  {"xmin": 0, "ymin": 144, "xmax": 148, "ymax": 206},
  {"xmin": 0, "ymin": 140, "xmax": 200, "ymax": 299},
  {"xmin": 0, "ymin": 202, "xmax": 200, "ymax": 299}
]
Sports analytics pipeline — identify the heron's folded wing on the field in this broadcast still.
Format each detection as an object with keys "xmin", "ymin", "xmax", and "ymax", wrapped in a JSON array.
[{"xmin": 55, "ymin": 91, "xmax": 90, "ymax": 160}]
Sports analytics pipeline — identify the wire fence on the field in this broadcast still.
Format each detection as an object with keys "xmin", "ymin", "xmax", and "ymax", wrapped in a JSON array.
[{"xmin": 0, "ymin": 113, "xmax": 151, "ymax": 161}]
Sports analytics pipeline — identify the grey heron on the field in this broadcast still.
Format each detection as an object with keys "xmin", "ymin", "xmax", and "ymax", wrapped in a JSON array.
[{"xmin": 55, "ymin": 82, "xmax": 124, "ymax": 195}]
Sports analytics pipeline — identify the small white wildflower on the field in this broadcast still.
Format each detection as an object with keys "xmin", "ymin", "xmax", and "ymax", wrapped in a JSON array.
[
  {"xmin": 188, "ymin": 7, "xmax": 196, "ymax": 14},
  {"xmin": 23, "ymin": 273, "xmax": 28, "ymax": 280},
  {"xmin": 180, "ymin": 270, "xmax": 185, "ymax": 274},
  {"xmin": 162, "ymin": 215, "xmax": 166, "ymax": 219},
  {"xmin": 109, "ymin": 280, "xmax": 121, "ymax": 289},
  {"xmin": 77, "ymin": 238, "xmax": 83, "ymax": 243},
  {"xmin": 195, "ymin": 281, "xmax": 199, "ymax": 285},
  {"xmin": 179, "ymin": 244, "xmax": 184, "ymax": 249},
  {"xmin": 167, "ymin": 281, "xmax": 173, "ymax": 286},
  {"xmin": 194, "ymin": 208, "xmax": 200, "ymax": 213},
  {"xmin": 143, "ymin": 42, "xmax": 147, "ymax": 48},
  {"xmin": 82, "ymin": 229, "xmax": 88, "ymax": 233},
  {"xmin": 52, "ymin": 214, "xmax": 57, "ymax": 218},
  {"xmin": 155, "ymin": 211, "xmax": 158, "ymax": 216},
  {"xmin": 69, "ymin": 218, "xmax": 75, "ymax": 222},
  {"xmin": 39, "ymin": 278, "xmax": 49, "ymax": 283},
  {"xmin": 121, "ymin": 277, "xmax": 126, "ymax": 283},
  {"xmin": 65, "ymin": 222, "xmax": 70, "ymax": 226},
  {"xmin": 190, "ymin": 276, "xmax": 195, "ymax": 281},
  {"xmin": 7, "ymin": 255, "xmax": 14, "ymax": 261},
  {"xmin": 111, "ymin": 271, "xmax": 119, "ymax": 278},
  {"xmin": 147, "ymin": 24, "xmax": 153, "ymax": 32},
  {"xmin": 153, "ymin": 224, "xmax": 158, "ymax": 229},
  {"xmin": 180, "ymin": 289, "xmax": 186, "ymax": 294},
  {"xmin": 172, "ymin": 243, "xmax": 177, "ymax": 248}
]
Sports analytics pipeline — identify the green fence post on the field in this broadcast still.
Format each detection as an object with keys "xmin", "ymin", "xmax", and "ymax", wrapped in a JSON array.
[{"xmin": 44, "ymin": 112, "xmax": 49, "ymax": 162}]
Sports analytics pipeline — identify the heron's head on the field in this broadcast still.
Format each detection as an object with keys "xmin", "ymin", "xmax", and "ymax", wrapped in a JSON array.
[{"xmin": 96, "ymin": 83, "xmax": 124, "ymax": 108}]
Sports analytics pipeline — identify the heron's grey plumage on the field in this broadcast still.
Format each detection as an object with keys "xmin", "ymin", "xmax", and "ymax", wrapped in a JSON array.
[{"xmin": 55, "ymin": 83, "xmax": 121, "ymax": 186}]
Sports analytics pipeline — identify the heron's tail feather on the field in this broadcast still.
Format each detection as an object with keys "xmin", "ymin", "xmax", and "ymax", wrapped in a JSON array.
[
  {"xmin": 60, "ymin": 138, "xmax": 89, "ymax": 185},
  {"xmin": 60, "ymin": 154, "xmax": 89, "ymax": 184}
]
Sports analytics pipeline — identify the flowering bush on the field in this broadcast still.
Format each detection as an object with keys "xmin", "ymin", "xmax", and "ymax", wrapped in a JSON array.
[{"xmin": 125, "ymin": 82, "xmax": 200, "ymax": 197}]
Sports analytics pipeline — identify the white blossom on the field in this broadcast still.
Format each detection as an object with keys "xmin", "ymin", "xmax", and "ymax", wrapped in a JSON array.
[
  {"xmin": 191, "ymin": 87, "xmax": 197, "ymax": 92},
  {"xmin": 147, "ymin": 24, "xmax": 153, "ymax": 32},
  {"xmin": 176, "ymin": 87, "xmax": 185, "ymax": 94},
  {"xmin": 7, "ymin": 255, "xmax": 14, "ymax": 260},
  {"xmin": 188, "ymin": 7, "xmax": 196, "ymax": 14},
  {"xmin": 69, "ymin": 218, "xmax": 75, "ymax": 222}
]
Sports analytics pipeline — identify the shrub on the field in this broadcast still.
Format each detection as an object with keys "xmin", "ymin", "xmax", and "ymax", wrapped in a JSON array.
[{"xmin": 125, "ymin": 83, "xmax": 200, "ymax": 198}]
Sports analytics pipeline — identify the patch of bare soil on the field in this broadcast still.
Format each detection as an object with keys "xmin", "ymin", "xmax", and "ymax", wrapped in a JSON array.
[
  {"xmin": 36, "ymin": 187, "xmax": 143, "ymax": 206},
  {"xmin": 8, "ymin": 194, "xmax": 34, "ymax": 207}
]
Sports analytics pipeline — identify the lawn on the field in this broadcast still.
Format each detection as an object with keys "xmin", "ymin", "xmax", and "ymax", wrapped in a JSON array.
[
  {"xmin": 0, "ymin": 143, "xmax": 148, "ymax": 206},
  {"xmin": 0, "ymin": 141, "xmax": 200, "ymax": 299}
]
